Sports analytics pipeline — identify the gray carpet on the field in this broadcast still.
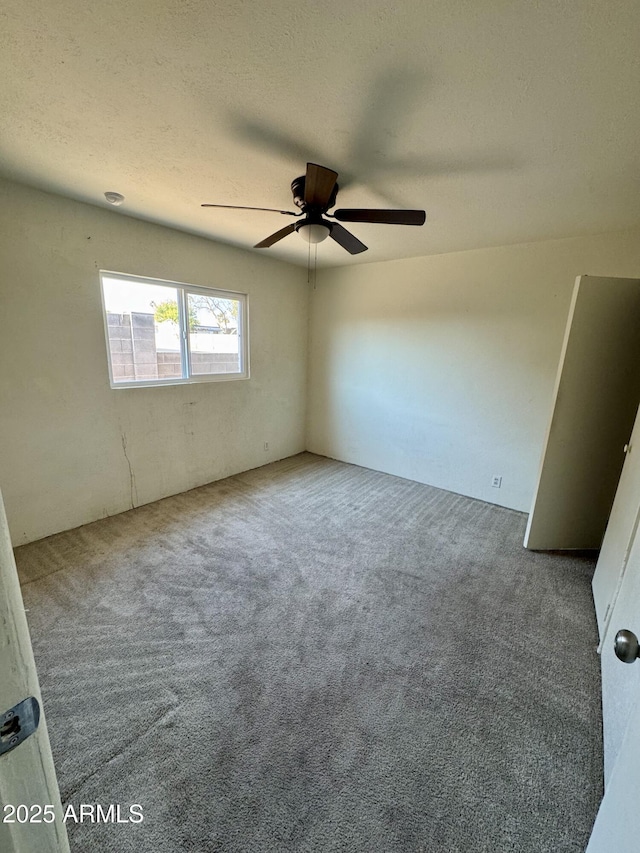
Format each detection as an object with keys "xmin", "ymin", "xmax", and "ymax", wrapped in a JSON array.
[{"xmin": 15, "ymin": 452, "xmax": 602, "ymax": 852}]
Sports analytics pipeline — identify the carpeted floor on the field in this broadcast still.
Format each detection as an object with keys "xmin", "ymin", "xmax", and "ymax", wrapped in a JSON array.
[{"xmin": 15, "ymin": 452, "xmax": 602, "ymax": 852}]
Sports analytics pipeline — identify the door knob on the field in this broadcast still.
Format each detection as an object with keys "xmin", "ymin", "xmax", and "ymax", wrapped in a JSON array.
[{"xmin": 614, "ymin": 629, "xmax": 640, "ymax": 663}]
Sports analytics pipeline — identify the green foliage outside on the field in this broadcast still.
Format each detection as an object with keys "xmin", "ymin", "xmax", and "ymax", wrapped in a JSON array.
[
  {"xmin": 153, "ymin": 300, "xmax": 194, "ymax": 327},
  {"xmin": 153, "ymin": 297, "xmax": 238, "ymax": 334}
]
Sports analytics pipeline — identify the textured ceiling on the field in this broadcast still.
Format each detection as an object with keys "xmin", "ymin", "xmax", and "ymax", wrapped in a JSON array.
[{"xmin": 2, "ymin": 0, "xmax": 640, "ymax": 267}]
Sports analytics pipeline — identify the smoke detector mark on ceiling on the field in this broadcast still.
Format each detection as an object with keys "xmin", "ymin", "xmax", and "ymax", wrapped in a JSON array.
[{"xmin": 104, "ymin": 192, "xmax": 125, "ymax": 206}]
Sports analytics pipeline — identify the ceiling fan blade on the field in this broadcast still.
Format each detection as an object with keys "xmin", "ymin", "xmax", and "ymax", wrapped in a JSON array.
[
  {"xmin": 333, "ymin": 208, "xmax": 426, "ymax": 225},
  {"xmin": 329, "ymin": 223, "xmax": 368, "ymax": 255},
  {"xmin": 254, "ymin": 223, "xmax": 297, "ymax": 248},
  {"xmin": 202, "ymin": 203, "xmax": 299, "ymax": 216},
  {"xmin": 304, "ymin": 163, "xmax": 338, "ymax": 208}
]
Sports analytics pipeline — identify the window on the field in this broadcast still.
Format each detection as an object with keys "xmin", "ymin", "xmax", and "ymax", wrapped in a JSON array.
[{"xmin": 100, "ymin": 272, "xmax": 249, "ymax": 387}]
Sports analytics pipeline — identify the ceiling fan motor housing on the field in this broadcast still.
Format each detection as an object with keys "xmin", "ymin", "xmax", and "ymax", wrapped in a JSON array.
[{"xmin": 291, "ymin": 175, "xmax": 339, "ymax": 213}]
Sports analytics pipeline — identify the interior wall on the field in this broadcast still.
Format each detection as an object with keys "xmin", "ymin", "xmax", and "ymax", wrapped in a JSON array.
[
  {"xmin": 0, "ymin": 178, "xmax": 309, "ymax": 545},
  {"xmin": 308, "ymin": 229, "xmax": 640, "ymax": 512}
]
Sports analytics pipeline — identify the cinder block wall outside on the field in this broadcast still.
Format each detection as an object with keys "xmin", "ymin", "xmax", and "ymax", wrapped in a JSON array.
[{"xmin": 107, "ymin": 312, "xmax": 239, "ymax": 380}]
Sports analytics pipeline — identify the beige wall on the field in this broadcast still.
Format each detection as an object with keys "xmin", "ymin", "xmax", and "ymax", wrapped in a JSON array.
[
  {"xmin": 0, "ymin": 178, "xmax": 309, "ymax": 544},
  {"xmin": 308, "ymin": 230, "xmax": 640, "ymax": 511}
]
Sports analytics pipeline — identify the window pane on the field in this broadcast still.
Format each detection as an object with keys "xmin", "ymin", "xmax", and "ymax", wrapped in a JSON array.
[
  {"xmin": 102, "ymin": 278, "xmax": 183, "ymax": 383},
  {"xmin": 187, "ymin": 293, "xmax": 241, "ymax": 375}
]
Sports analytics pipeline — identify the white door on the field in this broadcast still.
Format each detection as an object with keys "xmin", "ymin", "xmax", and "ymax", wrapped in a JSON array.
[
  {"xmin": 597, "ymin": 523, "xmax": 640, "ymax": 784},
  {"xmin": 586, "ymin": 672, "xmax": 640, "ymax": 853},
  {"xmin": 592, "ymin": 402, "xmax": 640, "ymax": 640},
  {"xmin": 586, "ymin": 419, "xmax": 640, "ymax": 848},
  {"xmin": 587, "ymin": 534, "xmax": 640, "ymax": 850},
  {"xmin": 0, "ymin": 490, "xmax": 69, "ymax": 852},
  {"xmin": 525, "ymin": 275, "xmax": 640, "ymax": 550}
]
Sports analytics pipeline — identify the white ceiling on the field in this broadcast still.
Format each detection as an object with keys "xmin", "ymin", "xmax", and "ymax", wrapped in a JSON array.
[{"xmin": 2, "ymin": 0, "xmax": 640, "ymax": 268}]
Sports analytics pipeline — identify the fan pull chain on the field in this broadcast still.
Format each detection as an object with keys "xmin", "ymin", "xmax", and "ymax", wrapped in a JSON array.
[
  {"xmin": 307, "ymin": 241, "xmax": 318, "ymax": 289},
  {"xmin": 313, "ymin": 243, "xmax": 318, "ymax": 290}
]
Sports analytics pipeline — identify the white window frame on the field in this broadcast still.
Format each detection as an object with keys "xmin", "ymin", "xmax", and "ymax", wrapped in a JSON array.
[{"xmin": 100, "ymin": 270, "xmax": 249, "ymax": 389}]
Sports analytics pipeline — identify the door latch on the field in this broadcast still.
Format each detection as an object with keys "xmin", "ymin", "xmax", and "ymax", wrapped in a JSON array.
[{"xmin": 0, "ymin": 697, "xmax": 40, "ymax": 757}]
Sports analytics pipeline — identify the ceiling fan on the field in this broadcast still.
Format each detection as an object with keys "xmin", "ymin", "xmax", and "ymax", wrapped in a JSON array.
[{"xmin": 202, "ymin": 162, "xmax": 426, "ymax": 255}]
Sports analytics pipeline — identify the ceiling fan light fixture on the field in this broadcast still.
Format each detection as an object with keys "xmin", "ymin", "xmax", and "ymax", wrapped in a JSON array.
[{"xmin": 296, "ymin": 221, "xmax": 331, "ymax": 244}]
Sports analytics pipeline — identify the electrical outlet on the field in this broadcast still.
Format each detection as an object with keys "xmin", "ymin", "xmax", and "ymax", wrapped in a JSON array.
[
  {"xmin": 263, "ymin": 441, "xmax": 269, "ymax": 452},
  {"xmin": 491, "ymin": 475, "xmax": 502, "ymax": 488}
]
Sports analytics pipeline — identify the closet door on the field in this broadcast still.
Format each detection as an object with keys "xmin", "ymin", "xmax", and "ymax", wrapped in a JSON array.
[{"xmin": 524, "ymin": 275, "xmax": 640, "ymax": 551}]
